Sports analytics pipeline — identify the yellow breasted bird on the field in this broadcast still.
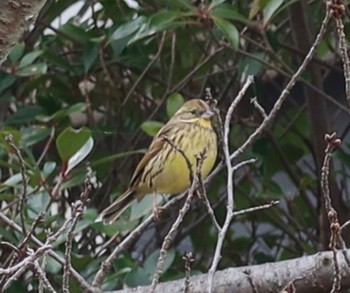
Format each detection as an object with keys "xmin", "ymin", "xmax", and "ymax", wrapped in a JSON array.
[{"xmin": 99, "ymin": 99, "xmax": 217, "ymax": 223}]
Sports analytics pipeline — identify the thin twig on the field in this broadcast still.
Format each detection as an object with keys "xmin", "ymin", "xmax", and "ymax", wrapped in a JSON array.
[
  {"xmin": 5, "ymin": 134, "xmax": 27, "ymax": 235},
  {"xmin": 38, "ymin": 255, "xmax": 48, "ymax": 293},
  {"xmin": 183, "ymin": 252, "xmax": 194, "ymax": 293},
  {"xmin": 21, "ymin": 212, "xmax": 45, "ymax": 248},
  {"xmin": 230, "ymin": 9, "xmax": 331, "ymax": 162},
  {"xmin": 328, "ymin": 1, "xmax": 350, "ymax": 107},
  {"xmin": 150, "ymin": 152, "xmax": 206, "ymax": 292},
  {"xmin": 63, "ymin": 176, "xmax": 92, "ymax": 293},
  {"xmin": 1, "ymin": 245, "xmax": 51, "ymax": 290},
  {"xmin": 320, "ymin": 132, "xmax": 342, "ymax": 292},
  {"xmin": 0, "ymin": 212, "xmax": 45, "ymax": 287},
  {"xmin": 0, "ymin": 212, "xmax": 93, "ymax": 292},
  {"xmin": 251, "ymin": 97, "xmax": 267, "ymax": 119},
  {"xmin": 340, "ymin": 220, "xmax": 350, "ymax": 233},
  {"xmin": 232, "ymin": 200, "xmax": 280, "ymax": 218},
  {"xmin": 207, "ymin": 76, "xmax": 254, "ymax": 293},
  {"xmin": 122, "ymin": 32, "xmax": 167, "ymax": 106},
  {"xmin": 36, "ymin": 127, "xmax": 55, "ymax": 166},
  {"xmin": 34, "ymin": 260, "xmax": 57, "ymax": 293},
  {"xmin": 92, "ymin": 196, "xmax": 185, "ymax": 288},
  {"xmin": 200, "ymin": 191, "xmax": 221, "ymax": 232}
]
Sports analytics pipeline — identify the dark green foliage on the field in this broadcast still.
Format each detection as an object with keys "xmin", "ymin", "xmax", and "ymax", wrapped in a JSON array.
[{"xmin": 0, "ymin": 0, "xmax": 349, "ymax": 291}]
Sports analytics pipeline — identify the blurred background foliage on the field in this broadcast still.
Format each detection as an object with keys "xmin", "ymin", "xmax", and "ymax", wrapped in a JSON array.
[{"xmin": 0, "ymin": 0, "xmax": 350, "ymax": 291}]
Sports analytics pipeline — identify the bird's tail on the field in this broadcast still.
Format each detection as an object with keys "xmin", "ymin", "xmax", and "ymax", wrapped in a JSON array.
[{"xmin": 98, "ymin": 189, "xmax": 135, "ymax": 224}]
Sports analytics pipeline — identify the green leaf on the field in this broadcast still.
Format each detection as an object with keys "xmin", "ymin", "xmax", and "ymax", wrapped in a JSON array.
[
  {"xmin": 27, "ymin": 191, "xmax": 50, "ymax": 219},
  {"xmin": 3, "ymin": 173, "xmax": 22, "ymax": 187},
  {"xmin": 0, "ymin": 72, "xmax": 17, "ymax": 93},
  {"xmin": 71, "ymin": 254, "xmax": 94, "ymax": 271},
  {"xmin": 83, "ymin": 43, "xmax": 99, "ymax": 72},
  {"xmin": 5, "ymin": 105, "xmax": 45, "ymax": 125},
  {"xmin": 125, "ymin": 268, "xmax": 150, "ymax": 287},
  {"xmin": 42, "ymin": 49, "xmax": 72, "ymax": 70},
  {"xmin": 8, "ymin": 43, "xmax": 25, "ymax": 62},
  {"xmin": 66, "ymin": 137, "xmax": 94, "ymax": 174},
  {"xmin": 143, "ymin": 249, "xmax": 175, "ymax": 277},
  {"xmin": 256, "ymin": 179, "xmax": 282, "ymax": 199},
  {"xmin": 91, "ymin": 221, "xmax": 119, "ymax": 237},
  {"xmin": 0, "ymin": 128, "xmax": 21, "ymax": 147},
  {"xmin": 19, "ymin": 50, "xmax": 43, "ymax": 68},
  {"xmin": 0, "ymin": 226, "xmax": 18, "ymax": 243},
  {"xmin": 20, "ymin": 126, "xmax": 51, "ymax": 147},
  {"xmin": 130, "ymin": 194, "xmax": 163, "ymax": 220},
  {"xmin": 249, "ymin": 0, "xmax": 269, "ymax": 19},
  {"xmin": 211, "ymin": 3, "xmax": 248, "ymax": 22},
  {"xmin": 166, "ymin": 93, "xmax": 184, "ymax": 117},
  {"xmin": 149, "ymin": 10, "xmax": 184, "ymax": 32},
  {"xmin": 15, "ymin": 63, "xmax": 47, "ymax": 77},
  {"xmin": 61, "ymin": 170, "xmax": 86, "ymax": 189},
  {"xmin": 213, "ymin": 17, "xmax": 239, "ymax": 49},
  {"xmin": 238, "ymin": 53, "xmax": 265, "ymax": 82},
  {"xmin": 91, "ymin": 149, "xmax": 145, "ymax": 167},
  {"xmin": 140, "ymin": 121, "xmax": 163, "ymax": 137},
  {"xmin": 36, "ymin": 102, "xmax": 87, "ymax": 123},
  {"xmin": 43, "ymin": 161, "xmax": 57, "ymax": 177},
  {"xmin": 209, "ymin": 0, "xmax": 225, "ymax": 8},
  {"xmin": 0, "ymin": 193, "xmax": 16, "ymax": 201},
  {"xmin": 263, "ymin": 0, "xmax": 284, "ymax": 24},
  {"xmin": 163, "ymin": 0, "xmax": 195, "ymax": 10},
  {"xmin": 56, "ymin": 127, "xmax": 92, "ymax": 162},
  {"xmin": 59, "ymin": 22, "xmax": 96, "ymax": 44},
  {"xmin": 46, "ymin": 256, "xmax": 62, "ymax": 274},
  {"xmin": 110, "ymin": 16, "xmax": 147, "ymax": 41}
]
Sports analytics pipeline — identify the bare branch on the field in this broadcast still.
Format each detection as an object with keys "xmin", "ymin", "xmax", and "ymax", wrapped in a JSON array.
[
  {"xmin": 1, "ymin": 245, "xmax": 51, "ymax": 290},
  {"xmin": 150, "ymin": 152, "xmax": 206, "ymax": 292},
  {"xmin": 183, "ymin": 252, "xmax": 195, "ymax": 293},
  {"xmin": 328, "ymin": 1, "xmax": 350, "ymax": 107},
  {"xmin": 63, "ymin": 175, "xmax": 92, "ymax": 293},
  {"xmin": 34, "ymin": 260, "xmax": 57, "ymax": 293},
  {"xmin": 0, "ymin": 212, "xmax": 93, "ymax": 292},
  {"xmin": 320, "ymin": 132, "xmax": 343, "ymax": 292},
  {"xmin": 5, "ymin": 134, "xmax": 27, "ymax": 235},
  {"xmin": 207, "ymin": 76, "xmax": 254, "ymax": 292}
]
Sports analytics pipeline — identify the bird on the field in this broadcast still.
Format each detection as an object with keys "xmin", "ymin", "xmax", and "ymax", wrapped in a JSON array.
[{"xmin": 99, "ymin": 99, "xmax": 218, "ymax": 224}]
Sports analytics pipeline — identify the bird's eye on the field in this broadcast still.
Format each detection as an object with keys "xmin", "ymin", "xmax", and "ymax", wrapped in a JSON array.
[{"xmin": 190, "ymin": 109, "xmax": 197, "ymax": 115}]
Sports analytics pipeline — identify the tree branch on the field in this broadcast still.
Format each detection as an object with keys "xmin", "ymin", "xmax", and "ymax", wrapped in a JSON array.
[
  {"xmin": 108, "ymin": 249, "xmax": 350, "ymax": 293},
  {"xmin": 0, "ymin": 0, "xmax": 48, "ymax": 65}
]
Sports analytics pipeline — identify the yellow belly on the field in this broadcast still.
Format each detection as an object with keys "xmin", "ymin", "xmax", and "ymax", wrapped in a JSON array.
[{"xmin": 143, "ymin": 125, "xmax": 217, "ymax": 195}]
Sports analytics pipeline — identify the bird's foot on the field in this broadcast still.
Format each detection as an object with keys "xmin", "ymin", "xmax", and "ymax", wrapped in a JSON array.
[{"xmin": 152, "ymin": 205, "xmax": 165, "ymax": 221}]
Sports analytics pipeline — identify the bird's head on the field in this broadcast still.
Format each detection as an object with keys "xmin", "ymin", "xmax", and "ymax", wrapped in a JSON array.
[{"xmin": 171, "ymin": 99, "xmax": 215, "ymax": 128}]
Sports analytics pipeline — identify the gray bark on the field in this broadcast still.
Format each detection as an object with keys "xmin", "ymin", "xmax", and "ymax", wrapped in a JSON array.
[
  {"xmin": 107, "ymin": 250, "xmax": 350, "ymax": 293},
  {"xmin": 0, "ymin": 0, "xmax": 48, "ymax": 65}
]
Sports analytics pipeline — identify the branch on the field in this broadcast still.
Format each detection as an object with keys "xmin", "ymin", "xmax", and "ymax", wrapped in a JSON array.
[
  {"xmin": 0, "ymin": 245, "xmax": 51, "ymax": 290},
  {"xmin": 62, "ymin": 175, "xmax": 92, "ymax": 293},
  {"xmin": 0, "ymin": 0, "xmax": 48, "ymax": 64},
  {"xmin": 0, "ymin": 212, "xmax": 94, "ymax": 292},
  {"xmin": 108, "ymin": 249, "xmax": 350, "ymax": 293},
  {"xmin": 150, "ymin": 152, "xmax": 206, "ymax": 292},
  {"xmin": 207, "ymin": 76, "xmax": 254, "ymax": 292},
  {"xmin": 320, "ymin": 132, "xmax": 350, "ymax": 292},
  {"xmin": 6, "ymin": 134, "xmax": 27, "ymax": 235},
  {"xmin": 328, "ymin": 1, "xmax": 350, "ymax": 107}
]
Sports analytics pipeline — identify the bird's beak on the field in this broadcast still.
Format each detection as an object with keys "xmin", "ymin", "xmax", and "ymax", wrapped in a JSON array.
[{"xmin": 201, "ymin": 109, "xmax": 214, "ymax": 119}]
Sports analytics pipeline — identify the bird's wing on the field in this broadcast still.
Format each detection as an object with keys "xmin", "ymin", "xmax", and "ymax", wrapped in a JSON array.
[{"xmin": 129, "ymin": 124, "xmax": 173, "ymax": 187}]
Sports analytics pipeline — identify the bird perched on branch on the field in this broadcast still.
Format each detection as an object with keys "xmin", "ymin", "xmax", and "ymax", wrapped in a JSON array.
[{"xmin": 99, "ymin": 99, "xmax": 218, "ymax": 223}]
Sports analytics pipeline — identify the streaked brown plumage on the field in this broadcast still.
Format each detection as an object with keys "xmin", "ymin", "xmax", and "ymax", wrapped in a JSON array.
[{"xmin": 99, "ymin": 99, "xmax": 217, "ymax": 223}]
